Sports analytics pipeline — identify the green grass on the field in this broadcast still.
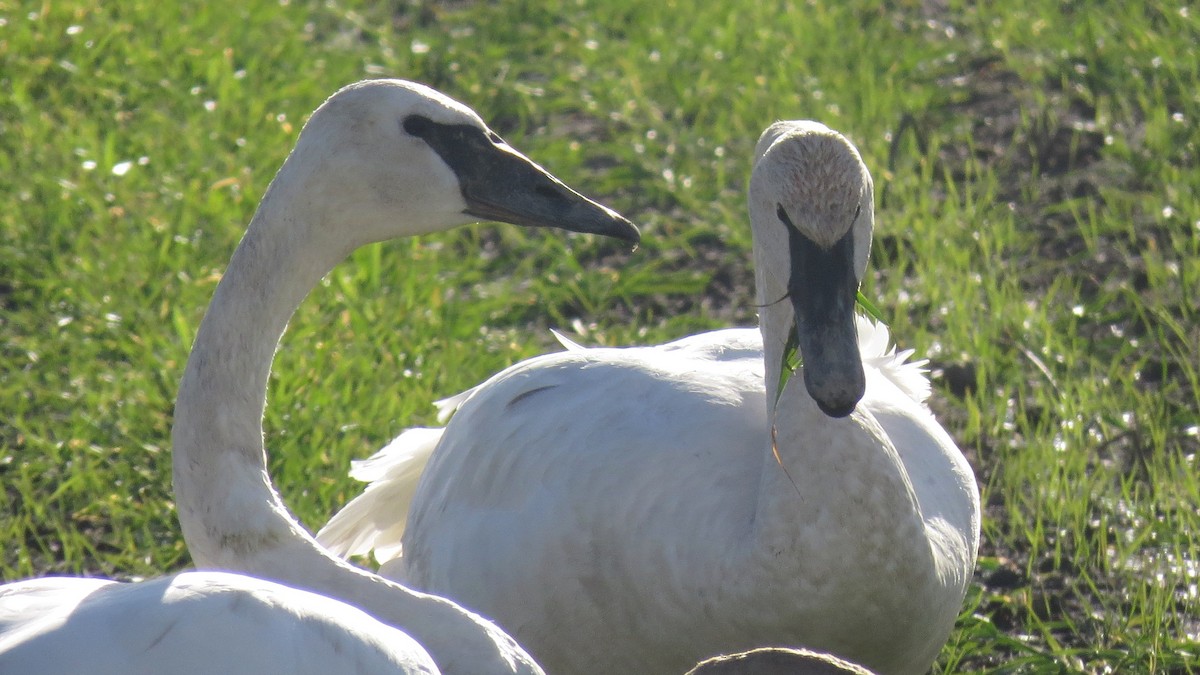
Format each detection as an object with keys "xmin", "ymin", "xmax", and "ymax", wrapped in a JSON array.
[{"xmin": 1, "ymin": 0, "xmax": 1197, "ymax": 671}]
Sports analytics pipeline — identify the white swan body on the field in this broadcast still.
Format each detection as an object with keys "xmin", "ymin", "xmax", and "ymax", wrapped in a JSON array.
[
  {"xmin": 319, "ymin": 122, "xmax": 980, "ymax": 675},
  {"xmin": 0, "ymin": 571, "xmax": 438, "ymax": 674},
  {"xmin": 157, "ymin": 79, "xmax": 633, "ymax": 675}
]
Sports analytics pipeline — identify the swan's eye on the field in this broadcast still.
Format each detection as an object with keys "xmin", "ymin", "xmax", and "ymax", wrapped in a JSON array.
[
  {"xmin": 776, "ymin": 204, "xmax": 797, "ymax": 231},
  {"xmin": 402, "ymin": 115, "xmax": 432, "ymax": 138}
]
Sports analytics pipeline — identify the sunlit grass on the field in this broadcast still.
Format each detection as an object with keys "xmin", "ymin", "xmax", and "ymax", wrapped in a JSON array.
[{"xmin": 1, "ymin": 0, "xmax": 1197, "ymax": 671}]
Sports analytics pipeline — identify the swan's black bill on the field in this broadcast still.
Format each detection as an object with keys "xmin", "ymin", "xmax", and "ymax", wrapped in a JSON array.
[
  {"xmin": 406, "ymin": 116, "xmax": 640, "ymax": 246},
  {"xmin": 780, "ymin": 208, "xmax": 865, "ymax": 418}
]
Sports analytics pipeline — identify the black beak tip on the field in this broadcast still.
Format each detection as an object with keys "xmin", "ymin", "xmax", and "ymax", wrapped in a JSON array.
[
  {"xmin": 815, "ymin": 396, "xmax": 859, "ymax": 418},
  {"xmin": 803, "ymin": 367, "xmax": 865, "ymax": 419},
  {"xmin": 613, "ymin": 217, "xmax": 641, "ymax": 247}
]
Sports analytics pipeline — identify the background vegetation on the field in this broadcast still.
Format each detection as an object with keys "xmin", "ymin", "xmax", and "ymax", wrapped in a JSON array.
[{"xmin": 1, "ymin": 0, "xmax": 1196, "ymax": 671}]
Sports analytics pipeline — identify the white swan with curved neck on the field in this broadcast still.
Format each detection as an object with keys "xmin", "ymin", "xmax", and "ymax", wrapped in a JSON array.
[
  {"xmin": 0, "ymin": 79, "xmax": 639, "ymax": 675},
  {"xmin": 170, "ymin": 79, "xmax": 639, "ymax": 675},
  {"xmin": 318, "ymin": 121, "xmax": 980, "ymax": 675}
]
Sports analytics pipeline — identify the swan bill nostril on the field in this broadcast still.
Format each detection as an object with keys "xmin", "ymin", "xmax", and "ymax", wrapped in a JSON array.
[{"xmin": 534, "ymin": 183, "xmax": 569, "ymax": 204}]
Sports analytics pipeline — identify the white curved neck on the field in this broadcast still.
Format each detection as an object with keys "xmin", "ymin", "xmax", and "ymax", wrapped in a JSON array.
[
  {"xmin": 171, "ymin": 178, "xmax": 530, "ymax": 673},
  {"xmin": 173, "ymin": 173, "xmax": 337, "ymax": 573}
]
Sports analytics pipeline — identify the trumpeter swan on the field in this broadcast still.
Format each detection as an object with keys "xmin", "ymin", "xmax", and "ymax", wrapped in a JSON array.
[
  {"xmin": 318, "ymin": 121, "xmax": 980, "ymax": 675},
  {"xmin": 0, "ymin": 571, "xmax": 438, "ymax": 674},
  {"xmin": 1, "ymin": 79, "xmax": 638, "ymax": 675}
]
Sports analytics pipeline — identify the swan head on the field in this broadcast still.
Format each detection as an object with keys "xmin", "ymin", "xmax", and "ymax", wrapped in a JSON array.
[
  {"xmin": 270, "ymin": 79, "xmax": 639, "ymax": 251},
  {"xmin": 749, "ymin": 121, "xmax": 873, "ymax": 417}
]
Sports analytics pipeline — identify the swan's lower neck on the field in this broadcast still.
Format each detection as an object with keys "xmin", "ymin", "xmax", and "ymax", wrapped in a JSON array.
[
  {"xmin": 172, "ymin": 215, "xmax": 335, "ymax": 571},
  {"xmin": 168, "ymin": 207, "xmax": 541, "ymax": 674},
  {"xmin": 750, "ymin": 292, "xmax": 932, "ymax": 582},
  {"xmin": 170, "ymin": 165, "xmax": 355, "ymax": 572}
]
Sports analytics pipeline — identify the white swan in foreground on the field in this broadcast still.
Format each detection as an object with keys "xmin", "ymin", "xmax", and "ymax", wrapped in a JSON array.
[
  {"xmin": 319, "ymin": 121, "xmax": 980, "ymax": 675},
  {"xmin": 0, "ymin": 571, "xmax": 437, "ymax": 674},
  {"xmin": 0, "ymin": 79, "xmax": 638, "ymax": 675}
]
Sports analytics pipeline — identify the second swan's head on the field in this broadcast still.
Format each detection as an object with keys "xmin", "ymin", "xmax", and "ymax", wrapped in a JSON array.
[
  {"xmin": 749, "ymin": 121, "xmax": 874, "ymax": 417},
  {"xmin": 265, "ymin": 79, "xmax": 639, "ymax": 250}
]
